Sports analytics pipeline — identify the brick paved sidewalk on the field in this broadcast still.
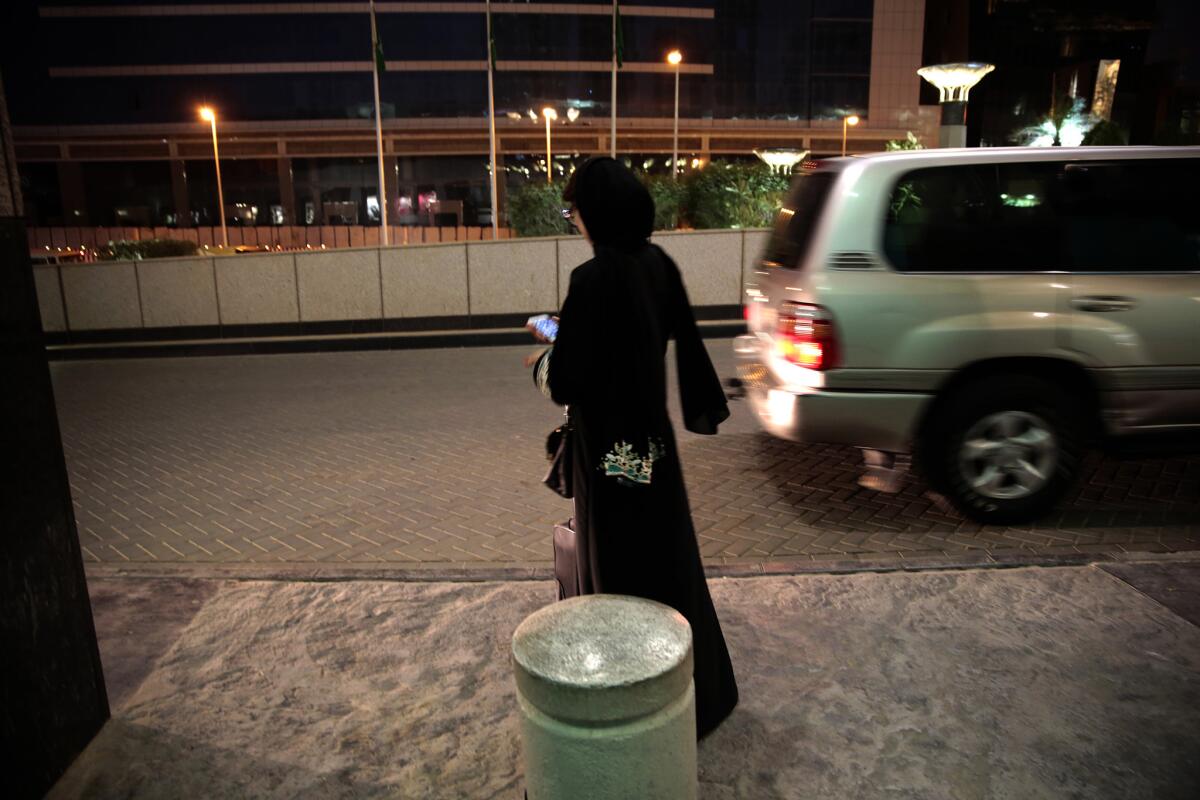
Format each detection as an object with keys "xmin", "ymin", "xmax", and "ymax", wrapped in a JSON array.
[
  {"xmin": 50, "ymin": 344, "xmax": 1200, "ymax": 568},
  {"xmin": 52, "ymin": 562, "xmax": 1200, "ymax": 798}
]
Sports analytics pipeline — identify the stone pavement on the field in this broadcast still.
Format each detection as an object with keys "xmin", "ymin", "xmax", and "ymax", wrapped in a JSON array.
[
  {"xmin": 51, "ymin": 560, "xmax": 1200, "ymax": 798},
  {"xmin": 50, "ymin": 343, "xmax": 1200, "ymax": 569}
]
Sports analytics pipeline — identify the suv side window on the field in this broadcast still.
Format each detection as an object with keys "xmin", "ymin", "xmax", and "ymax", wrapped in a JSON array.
[
  {"xmin": 1057, "ymin": 160, "xmax": 1200, "ymax": 272},
  {"xmin": 764, "ymin": 171, "xmax": 836, "ymax": 268},
  {"xmin": 884, "ymin": 163, "xmax": 1062, "ymax": 272},
  {"xmin": 885, "ymin": 158, "xmax": 1200, "ymax": 274}
]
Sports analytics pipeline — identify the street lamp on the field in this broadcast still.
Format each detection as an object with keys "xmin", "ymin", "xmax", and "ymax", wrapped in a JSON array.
[
  {"xmin": 754, "ymin": 149, "xmax": 809, "ymax": 175},
  {"xmin": 198, "ymin": 106, "xmax": 228, "ymax": 248},
  {"xmin": 542, "ymin": 107, "xmax": 558, "ymax": 184},
  {"xmin": 917, "ymin": 62, "xmax": 995, "ymax": 148},
  {"xmin": 667, "ymin": 50, "xmax": 683, "ymax": 180},
  {"xmin": 841, "ymin": 114, "xmax": 860, "ymax": 157}
]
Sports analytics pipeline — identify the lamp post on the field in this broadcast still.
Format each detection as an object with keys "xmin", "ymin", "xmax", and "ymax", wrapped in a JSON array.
[
  {"xmin": 667, "ymin": 50, "xmax": 682, "ymax": 180},
  {"xmin": 198, "ymin": 106, "xmax": 228, "ymax": 248},
  {"xmin": 841, "ymin": 114, "xmax": 859, "ymax": 157},
  {"xmin": 917, "ymin": 62, "xmax": 995, "ymax": 148},
  {"xmin": 542, "ymin": 107, "xmax": 558, "ymax": 184},
  {"xmin": 753, "ymin": 149, "xmax": 809, "ymax": 175}
]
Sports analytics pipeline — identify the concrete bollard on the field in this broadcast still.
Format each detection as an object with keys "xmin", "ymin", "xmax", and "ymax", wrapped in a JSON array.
[{"xmin": 512, "ymin": 594, "xmax": 696, "ymax": 800}]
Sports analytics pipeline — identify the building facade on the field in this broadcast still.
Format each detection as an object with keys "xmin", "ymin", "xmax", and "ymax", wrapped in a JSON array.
[
  {"xmin": 5, "ymin": 0, "xmax": 930, "ymax": 229},
  {"xmin": 921, "ymin": 0, "xmax": 1196, "ymax": 149}
]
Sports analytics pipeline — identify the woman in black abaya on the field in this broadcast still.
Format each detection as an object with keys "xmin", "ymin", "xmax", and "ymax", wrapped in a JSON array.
[{"xmin": 529, "ymin": 157, "xmax": 738, "ymax": 738}]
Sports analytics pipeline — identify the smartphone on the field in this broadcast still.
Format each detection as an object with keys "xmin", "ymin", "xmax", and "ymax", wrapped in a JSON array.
[{"xmin": 527, "ymin": 314, "xmax": 559, "ymax": 342}]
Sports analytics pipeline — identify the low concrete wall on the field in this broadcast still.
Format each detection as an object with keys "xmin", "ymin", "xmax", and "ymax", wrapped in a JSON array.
[
  {"xmin": 33, "ymin": 266, "xmax": 66, "ymax": 332},
  {"xmin": 654, "ymin": 230, "xmax": 746, "ymax": 308},
  {"xmin": 36, "ymin": 229, "xmax": 768, "ymax": 337},
  {"xmin": 381, "ymin": 243, "xmax": 468, "ymax": 319},
  {"xmin": 467, "ymin": 240, "xmax": 558, "ymax": 317},
  {"xmin": 741, "ymin": 230, "xmax": 771, "ymax": 291},
  {"xmin": 296, "ymin": 249, "xmax": 382, "ymax": 322},
  {"xmin": 215, "ymin": 253, "xmax": 300, "ymax": 325},
  {"xmin": 60, "ymin": 260, "xmax": 141, "ymax": 330},
  {"xmin": 137, "ymin": 258, "xmax": 220, "ymax": 328}
]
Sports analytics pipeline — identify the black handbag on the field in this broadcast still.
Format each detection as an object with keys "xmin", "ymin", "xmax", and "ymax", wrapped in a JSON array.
[{"xmin": 543, "ymin": 408, "xmax": 573, "ymax": 498}]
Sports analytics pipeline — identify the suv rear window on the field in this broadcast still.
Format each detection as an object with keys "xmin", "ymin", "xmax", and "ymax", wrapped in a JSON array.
[
  {"xmin": 764, "ymin": 171, "xmax": 836, "ymax": 268},
  {"xmin": 1057, "ymin": 160, "xmax": 1200, "ymax": 271},
  {"xmin": 883, "ymin": 158, "xmax": 1200, "ymax": 272}
]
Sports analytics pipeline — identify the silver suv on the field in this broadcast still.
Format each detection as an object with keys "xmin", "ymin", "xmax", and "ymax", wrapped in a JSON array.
[{"xmin": 735, "ymin": 146, "xmax": 1200, "ymax": 524}]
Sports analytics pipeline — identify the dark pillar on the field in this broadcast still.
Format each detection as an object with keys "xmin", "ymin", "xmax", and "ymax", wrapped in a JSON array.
[
  {"xmin": 0, "ymin": 74, "xmax": 109, "ymax": 800},
  {"xmin": 308, "ymin": 159, "xmax": 322, "ymax": 225},
  {"xmin": 56, "ymin": 160, "xmax": 88, "ymax": 225},
  {"xmin": 169, "ymin": 158, "xmax": 191, "ymax": 226},
  {"xmin": 276, "ymin": 155, "xmax": 295, "ymax": 225},
  {"xmin": 383, "ymin": 154, "xmax": 398, "ymax": 222}
]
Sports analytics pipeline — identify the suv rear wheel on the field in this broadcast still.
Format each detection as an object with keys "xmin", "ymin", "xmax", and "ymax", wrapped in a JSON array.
[{"xmin": 922, "ymin": 376, "xmax": 1083, "ymax": 524}]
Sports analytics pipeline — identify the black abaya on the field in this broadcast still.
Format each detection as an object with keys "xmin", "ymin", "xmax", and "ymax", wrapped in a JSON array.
[{"xmin": 534, "ymin": 157, "xmax": 738, "ymax": 738}]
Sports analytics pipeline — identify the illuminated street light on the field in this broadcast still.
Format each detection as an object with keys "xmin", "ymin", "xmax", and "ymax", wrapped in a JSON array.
[
  {"xmin": 917, "ymin": 62, "xmax": 995, "ymax": 148},
  {"xmin": 841, "ymin": 114, "xmax": 859, "ymax": 157},
  {"xmin": 542, "ymin": 107, "xmax": 558, "ymax": 184},
  {"xmin": 566, "ymin": 107, "xmax": 580, "ymax": 123},
  {"xmin": 198, "ymin": 106, "xmax": 228, "ymax": 248},
  {"xmin": 917, "ymin": 62, "xmax": 995, "ymax": 102},
  {"xmin": 667, "ymin": 50, "xmax": 683, "ymax": 180},
  {"xmin": 754, "ymin": 149, "xmax": 808, "ymax": 174}
]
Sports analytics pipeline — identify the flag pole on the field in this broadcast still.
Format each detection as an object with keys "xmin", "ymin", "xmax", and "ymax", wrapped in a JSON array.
[
  {"xmin": 486, "ymin": 0, "xmax": 499, "ymax": 239},
  {"xmin": 370, "ymin": 0, "xmax": 389, "ymax": 245},
  {"xmin": 609, "ymin": 3, "xmax": 619, "ymax": 158},
  {"xmin": 610, "ymin": 2, "xmax": 617, "ymax": 158}
]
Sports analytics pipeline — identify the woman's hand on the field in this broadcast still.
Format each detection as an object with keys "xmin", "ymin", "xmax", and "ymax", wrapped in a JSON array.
[{"xmin": 523, "ymin": 348, "xmax": 548, "ymax": 368}]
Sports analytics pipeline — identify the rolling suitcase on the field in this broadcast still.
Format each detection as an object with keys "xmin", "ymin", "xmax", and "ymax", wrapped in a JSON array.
[{"xmin": 553, "ymin": 519, "xmax": 580, "ymax": 601}]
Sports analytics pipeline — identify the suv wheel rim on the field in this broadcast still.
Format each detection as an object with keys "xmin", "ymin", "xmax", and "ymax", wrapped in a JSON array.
[{"xmin": 958, "ymin": 411, "xmax": 1057, "ymax": 501}]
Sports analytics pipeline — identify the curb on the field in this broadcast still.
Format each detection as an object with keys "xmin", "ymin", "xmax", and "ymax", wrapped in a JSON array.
[
  {"xmin": 84, "ymin": 549, "xmax": 1200, "ymax": 584},
  {"xmin": 48, "ymin": 320, "xmax": 747, "ymax": 360}
]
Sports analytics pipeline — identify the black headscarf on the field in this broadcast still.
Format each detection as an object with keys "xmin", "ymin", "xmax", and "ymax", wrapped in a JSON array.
[
  {"xmin": 563, "ymin": 157, "xmax": 654, "ymax": 251},
  {"xmin": 553, "ymin": 157, "xmax": 728, "ymax": 436}
]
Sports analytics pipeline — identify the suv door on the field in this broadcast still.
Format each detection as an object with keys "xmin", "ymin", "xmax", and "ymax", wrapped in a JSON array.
[
  {"xmin": 871, "ymin": 162, "xmax": 1065, "ymax": 369},
  {"xmin": 1057, "ymin": 158, "xmax": 1200, "ymax": 432}
]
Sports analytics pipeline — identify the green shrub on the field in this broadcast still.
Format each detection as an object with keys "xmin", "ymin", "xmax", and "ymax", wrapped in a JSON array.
[
  {"xmin": 1081, "ymin": 120, "xmax": 1128, "ymax": 146},
  {"xmin": 509, "ymin": 161, "xmax": 790, "ymax": 235},
  {"xmin": 508, "ymin": 182, "xmax": 569, "ymax": 237},
  {"xmin": 885, "ymin": 131, "xmax": 925, "ymax": 151},
  {"xmin": 685, "ymin": 161, "xmax": 788, "ymax": 229},
  {"xmin": 639, "ymin": 173, "xmax": 688, "ymax": 230},
  {"xmin": 95, "ymin": 238, "xmax": 199, "ymax": 260}
]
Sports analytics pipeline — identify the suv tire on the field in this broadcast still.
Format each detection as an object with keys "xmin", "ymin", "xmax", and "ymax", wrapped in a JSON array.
[{"xmin": 922, "ymin": 376, "xmax": 1082, "ymax": 525}]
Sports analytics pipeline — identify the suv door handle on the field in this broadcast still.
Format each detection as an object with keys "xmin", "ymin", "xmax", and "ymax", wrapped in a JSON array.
[{"xmin": 1071, "ymin": 295, "xmax": 1138, "ymax": 312}]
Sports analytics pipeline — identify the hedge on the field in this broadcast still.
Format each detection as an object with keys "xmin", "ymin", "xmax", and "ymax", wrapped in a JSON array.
[
  {"xmin": 95, "ymin": 239, "xmax": 200, "ymax": 260},
  {"xmin": 508, "ymin": 160, "xmax": 789, "ymax": 236}
]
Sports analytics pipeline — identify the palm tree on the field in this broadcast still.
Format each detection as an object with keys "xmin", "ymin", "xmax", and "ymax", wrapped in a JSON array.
[{"xmin": 1047, "ymin": 95, "xmax": 1078, "ymax": 147}]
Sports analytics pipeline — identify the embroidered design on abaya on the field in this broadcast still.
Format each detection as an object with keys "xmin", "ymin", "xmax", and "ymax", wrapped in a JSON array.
[{"xmin": 601, "ymin": 440, "xmax": 664, "ymax": 485}]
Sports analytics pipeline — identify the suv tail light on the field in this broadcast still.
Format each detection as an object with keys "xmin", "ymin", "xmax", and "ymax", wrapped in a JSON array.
[{"xmin": 775, "ymin": 302, "xmax": 841, "ymax": 370}]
